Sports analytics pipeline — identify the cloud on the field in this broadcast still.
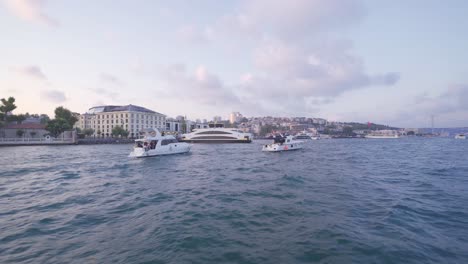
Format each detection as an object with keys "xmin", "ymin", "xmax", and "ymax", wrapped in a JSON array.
[
  {"xmin": 4, "ymin": 0, "xmax": 59, "ymax": 27},
  {"xmin": 239, "ymin": 39, "xmax": 399, "ymax": 105},
  {"xmin": 161, "ymin": 64, "xmax": 239, "ymax": 105},
  {"xmin": 90, "ymin": 87, "xmax": 119, "ymax": 100},
  {"xmin": 383, "ymin": 84, "xmax": 468, "ymax": 127},
  {"xmin": 99, "ymin": 73, "xmax": 124, "ymax": 86},
  {"xmin": 12, "ymin": 65, "xmax": 47, "ymax": 80},
  {"xmin": 240, "ymin": 0, "xmax": 366, "ymax": 38},
  {"xmin": 167, "ymin": 0, "xmax": 397, "ymax": 116},
  {"xmin": 176, "ymin": 25, "xmax": 213, "ymax": 43},
  {"xmin": 41, "ymin": 90, "xmax": 66, "ymax": 103}
]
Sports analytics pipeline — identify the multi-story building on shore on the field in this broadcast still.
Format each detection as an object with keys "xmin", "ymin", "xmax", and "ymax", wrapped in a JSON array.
[{"xmin": 77, "ymin": 105, "xmax": 165, "ymax": 138}]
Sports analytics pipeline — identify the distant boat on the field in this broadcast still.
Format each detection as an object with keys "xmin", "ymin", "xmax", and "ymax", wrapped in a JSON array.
[
  {"xmin": 365, "ymin": 130, "xmax": 400, "ymax": 139},
  {"xmin": 262, "ymin": 135, "xmax": 303, "ymax": 152},
  {"xmin": 455, "ymin": 134, "xmax": 466, "ymax": 139},
  {"xmin": 180, "ymin": 123, "xmax": 252, "ymax": 143},
  {"xmin": 294, "ymin": 130, "xmax": 312, "ymax": 140}
]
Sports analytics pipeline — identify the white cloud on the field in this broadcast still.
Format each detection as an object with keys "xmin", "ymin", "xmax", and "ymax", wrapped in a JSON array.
[
  {"xmin": 161, "ymin": 64, "xmax": 239, "ymax": 106},
  {"xmin": 4, "ymin": 0, "xmax": 58, "ymax": 27},
  {"xmin": 176, "ymin": 25, "xmax": 213, "ymax": 44},
  {"xmin": 99, "ymin": 73, "xmax": 124, "ymax": 86},
  {"xmin": 11, "ymin": 65, "xmax": 47, "ymax": 80},
  {"xmin": 379, "ymin": 84, "xmax": 468, "ymax": 127},
  {"xmin": 163, "ymin": 0, "xmax": 398, "ymax": 116},
  {"xmin": 41, "ymin": 90, "xmax": 66, "ymax": 103}
]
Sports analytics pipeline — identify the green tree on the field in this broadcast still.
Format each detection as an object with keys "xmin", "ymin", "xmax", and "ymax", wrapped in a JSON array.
[
  {"xmin": 7, "ymin": 114, "xmax": 26, "ymax": 123},
  {"xmin": 97, "ymin": 130, "xmax": 102, "ymax": 137},
  {"xmin": 45, "ymin": 119, "xmax": 71, "ymax": 138},
  {"xmin": 112, "ymin": 126, "xmax": 128, "ymax": 138},
  {"xmin": 45, "ymin": 107, "xmax": 78, "ymax": 138},
  {"xmin": 0, "ymin": 97, "xmax": 17, "ymax": 121},
  {"xmin": 259, "ymin": 124, "xmax": 275, "ymax": 136},
  {"xmin": 54, "ymin": 106, "xmax": 78, "ymax": 127},
  {"xmin": 40, "ymin": 114, "xmax": 50, "ymax": 124},
  {"xmin": 83, "ymin": 128, "xmax": 94, "ymax": 137},
  {"xmin": 16, "ymin": 129, "xmax": 24, "ymax": 137}
]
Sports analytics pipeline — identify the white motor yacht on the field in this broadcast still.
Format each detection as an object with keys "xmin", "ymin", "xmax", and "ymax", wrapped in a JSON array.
[
  {"xmin": 180, "ymin": 123, "xmax": 252, "ymax": 143},
  {"xmin": 129, "ymin": 129, "xmax": 191, "ymax": 158},
  {"xmin": 455, "ymin": 134, "xmax": 466, "ymax": 139},
  {"xmin": 262, "ymin": 135, "xmax": 303, "ymax": 152}
]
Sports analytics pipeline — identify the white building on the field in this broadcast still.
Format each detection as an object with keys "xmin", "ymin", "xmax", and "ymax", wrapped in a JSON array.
[
  {"xmin": 229, "ymin": 112, "xmax": 243, "ymax": 124},
  {"xmin": 213, "ymin": 116, "xmax": 222, "ymax": 122},
  {"xmin": 77, "ymin": 105, "xmax": 166, "ymax": 138}
]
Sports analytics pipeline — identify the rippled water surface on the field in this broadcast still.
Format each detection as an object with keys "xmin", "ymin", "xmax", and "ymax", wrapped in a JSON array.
[{"xmin": 1, "ymin": 138, "xmax": 468, "ymax": 263}]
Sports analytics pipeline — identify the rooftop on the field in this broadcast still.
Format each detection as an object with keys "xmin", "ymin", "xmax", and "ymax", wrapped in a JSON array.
[
  {"xmin": 87, "ymin": 104, "xmax": 163, "ymax": 115},
  {"xmin": 5, "ymin": 123, "xmax": 46, "ymax": 129}
]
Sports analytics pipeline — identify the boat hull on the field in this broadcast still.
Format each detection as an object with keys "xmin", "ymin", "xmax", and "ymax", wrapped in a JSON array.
[
  {"xmin": 179, "ymin": 139, "xmax": 252, "ymax": 143},
  {"xmin": 365, "ymin": 135, "xmax": 399, "ymax": 139},
  {"xmin": 129, "ymin": 143, "xmax": 191, "ymax": 158},
  {"xmin": 262, "ymin": 143, "xmax": 303, "ymax": 152}
]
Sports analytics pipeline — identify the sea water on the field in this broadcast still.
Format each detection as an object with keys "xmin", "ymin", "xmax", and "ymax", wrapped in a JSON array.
[{"xmin": 1, "ymin": 138, "xmax": 467, "ymax": 263}]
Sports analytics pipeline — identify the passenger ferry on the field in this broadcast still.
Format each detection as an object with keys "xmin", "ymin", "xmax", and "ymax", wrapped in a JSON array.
[
  {"xmin": 180, "ymin": 123, "xmax": 252, "ymax": 143},
  {"xmin": 294, "ymin": 130, "xmax": 312, "ymax": 140},
  {"xmin": 365, "ymin": 130, "xmax": 400, "ymax": 139},
  {"xmin": 129, "ymin": 129, "xmax": 191, "ymax": 158}
]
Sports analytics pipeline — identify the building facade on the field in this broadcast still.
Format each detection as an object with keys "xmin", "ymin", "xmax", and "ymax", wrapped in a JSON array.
[
  {"xmin": 77, "ymin": 105, "xmax": 166, "ymax": 138},
  {"xmin": 229, "ymin": 112, "xmax": 243, "ymax": 124}
]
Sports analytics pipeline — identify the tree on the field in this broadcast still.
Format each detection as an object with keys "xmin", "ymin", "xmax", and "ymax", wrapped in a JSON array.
[
  {"xmin": 83, "ymin": 128, "xmax": 94, "ymax": 137},
  {"xmin": 97, "ymin": 130, "xmax": 102, "ymax": 137},
  {"xmin": 54, "ymin": 106, "xmax": 78, "ymax": 127},
  {"xmin": 112, "ymin": 126, "xmax": 128, "ymax": 138},
  {"xmin": 16, "ymin": 129, "xmax": 24, "ymax": 138},
  {"xmin": 0, "ymin": 97, "xmax": 17, "ymax": 121},
  {"xmin": 45, "ymin": 107, "xmax": 77, "ymax": 138},
  {"xmin": 40, "ymin": 114, "xmax": 50, "ymax": 124},
  {"xmin": 45, "ymin": 119, "xmax": 71, "ymax": 138},
  {"xmin": 259, "ymin": 124, "xmax": 275, "ymax": 136},
  {"xmin": 7, "ymin": 114, "xmax": 26, "ymax": 123}
]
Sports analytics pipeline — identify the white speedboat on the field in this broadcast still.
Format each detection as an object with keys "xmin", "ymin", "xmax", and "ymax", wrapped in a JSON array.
[
  {"xmin": 262, "ymin": 135, "xmax": 303, "ymax": 152},
  {"xmin": 455, "ymin": 134, "xmax": 466, "ymax": 139},
  {"xmin": 180, "ymin": 123, "xmax": 252, "ymax": 143},
  {"xmin": 129, "ymin": 129, "xmax": 191, "ymax": 158}
]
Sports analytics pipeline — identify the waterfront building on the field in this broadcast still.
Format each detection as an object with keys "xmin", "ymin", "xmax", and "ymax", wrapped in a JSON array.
[
  {"xmin": 213, "ymin": 116, "xmax": 222, "ymax": 122},
  {"xmin": 229, "ymin": 112, "xmax": 243, "ymax": 124},
  {"xmin": 77, "ymin": 105, "xmax": 165, "ymax": 138}
]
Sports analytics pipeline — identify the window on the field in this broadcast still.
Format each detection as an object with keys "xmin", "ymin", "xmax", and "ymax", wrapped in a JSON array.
[
  {"xmin": 196, "ymin": 131, "xmax": 232, "ymax": 135},
  {"xmin": 161, "ymin": 139, "xmax": 178, "ymax": 145}
]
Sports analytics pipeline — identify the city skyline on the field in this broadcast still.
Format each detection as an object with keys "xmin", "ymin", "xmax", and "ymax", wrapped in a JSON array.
[{"xmin": 1, "ymin": 0, "xmax": 468, "ymax": 127}]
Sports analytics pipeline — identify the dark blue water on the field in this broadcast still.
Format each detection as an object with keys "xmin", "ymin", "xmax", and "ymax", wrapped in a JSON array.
[{"xmin": 1, "ymin": 138, "xmax": 467, "ymax": 263}]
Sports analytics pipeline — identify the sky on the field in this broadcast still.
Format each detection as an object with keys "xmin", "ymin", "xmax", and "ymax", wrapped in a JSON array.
[{"xmin": 1, "ymin": 0, "xmax": 468, "ymax": 128}]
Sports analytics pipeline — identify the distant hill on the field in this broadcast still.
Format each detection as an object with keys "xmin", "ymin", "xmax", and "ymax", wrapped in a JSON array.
[
  {"xmin": 419, "ymin": 127, "xmax": 468, "ymax": 136},
  {"xmin": 344, "ymin": 122, "xmax": 399, "ymax": 130}
]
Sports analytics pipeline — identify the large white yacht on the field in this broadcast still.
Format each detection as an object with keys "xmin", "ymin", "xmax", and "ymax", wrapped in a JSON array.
[
  {"xmin": 180, "ymin": 123, "xmax": 252, "ymax": 143},
  {"xmin": 129, "ymin": 129, "xmax": 191, "ymax": 158},
  {"xmin": 455, "ymin": 134, "xmax": 466, "ymax": 139}
]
